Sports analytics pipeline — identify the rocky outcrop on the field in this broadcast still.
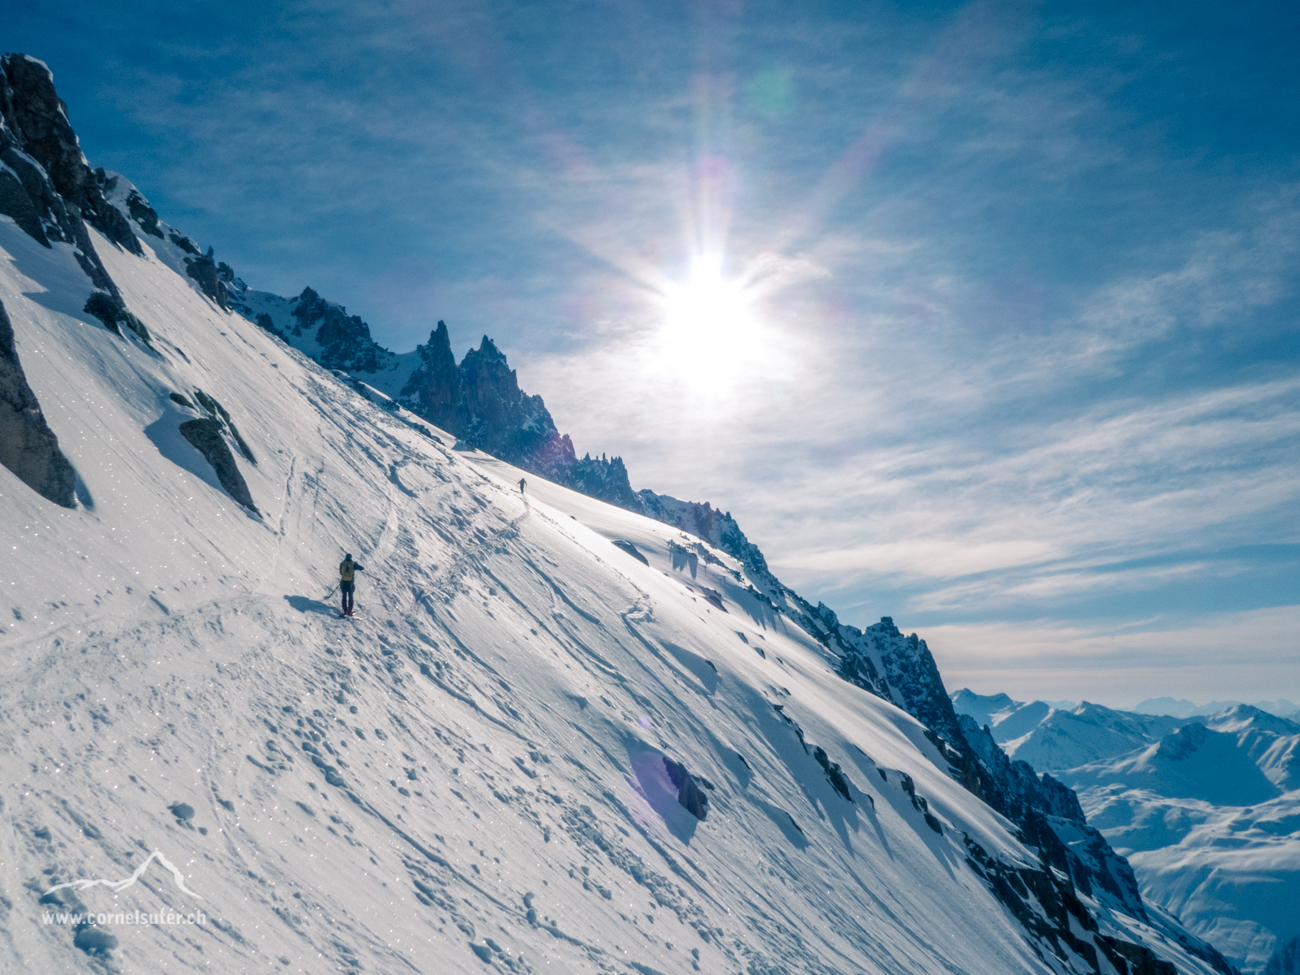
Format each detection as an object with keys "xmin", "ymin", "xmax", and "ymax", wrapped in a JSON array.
[
  {"xmin": 458, "ymin": 335, "xmax": 558, "ymax": 460},
  {"xmin": 191, "ymin": 388, "xmax": 255, "ymax": 464},
  {"xmin": 83, "ymin": 291, "xmax": 151, "ymax": 346},
  {"xmin": 963, "ymin": 833, "xmax": 1181, "ymax": 975},
  {"xmin": 97, "ymin": 169, "xmax": 163, "ymax": 239},
  {"xmin": 0, "ymin": 297, "xmax": 75, "ymax": 507},
  {"xmin": 0, "ymin": 55, "xmax": 152, "ymax": 344},
  {"xmin": 0, "ymin": 54, "xmax": 140, "ymax": 256},
  {"xmin": 663, "ymin": 758, "xmax": 712, "ymax": 820},
  {"xmin": 398, "ymin": 324, "xmax": 640, "ymax": 507},
  {"xmin": 0, "ymin": 67, "xmax": 114, "ymax": 295},
  {"xmin": 566, "ymin": 453, "xmax": 639, "ymax": 508},
  {"xmin": 530, "ymin": 432, "xmax": 640, "ymax": 509},
  {"xmin": 871, "ymin": 617, "xmax": 969, "ymax": 748},
  {"xmin": 289, "ymin": 287, "xmax": 389, "ymax": 372},
  {"xmin": 400, "ymin": 320, "xmax": 467, "ymax": 431},
  {"xmin": 960, "ymin": 715, "xmax": 1149, "ymax": 917},
  {"xmin": 185, "ymin": 247, "xmax": 230, "ymax": 310},
  {"xmin": 178, "ymin": 418, "xmax": 257, "ymax": 513}
]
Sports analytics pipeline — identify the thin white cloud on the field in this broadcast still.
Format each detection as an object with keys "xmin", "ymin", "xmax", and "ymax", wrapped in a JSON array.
[{"xmin": 926, "ymin": 605, "xmax": 1300, "ymax": 706}]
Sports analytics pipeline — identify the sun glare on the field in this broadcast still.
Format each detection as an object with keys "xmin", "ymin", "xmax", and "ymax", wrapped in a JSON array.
[{"xmin": 658, "ymin": 258, "xmax": 757, "ymax": 375}]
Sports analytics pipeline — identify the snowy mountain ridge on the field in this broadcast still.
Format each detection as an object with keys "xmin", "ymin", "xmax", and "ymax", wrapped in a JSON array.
[
  {"xmin": 0, "ymin": 52, "xmax": 1235, "ymax": 974},
  {"xmin": 231, "ymin": 275, "xmax": 644, "ymax": 512},
  {"xmin": 950, "ymin": 691, "xmax": 1190, "ymax": 773}
]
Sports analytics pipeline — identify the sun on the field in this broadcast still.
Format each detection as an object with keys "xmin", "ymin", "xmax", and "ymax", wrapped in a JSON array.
[
  {"xmin": 659, "ymin": 257, "xmax": 756, "ymax": 365},
  {"xmin": 635, "ymin": 247, "xmax": 796, "ymax": 400}
]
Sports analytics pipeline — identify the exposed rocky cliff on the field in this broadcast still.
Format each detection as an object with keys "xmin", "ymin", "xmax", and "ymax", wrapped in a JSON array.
[
  {"xmin": 286, "ymin": 287, "xmax": 388, "ymax": 371},
  {"xmin": 0, "ymin": 54, "xmax": 149, "ymax": 342},
  {"xmin": 0, "ymin": 54, "xmax": 139, "ymax": 258},
  {"xmin": 399, "ymin": 319, "xmax": 465, "ymax": 429},
  {"xmin": 0, "ymin": 297, "xmax": 75, "ymax": 506},
  {"xmin": 399, "ymin": 325, "xmax": 641, "ymax": 508}
]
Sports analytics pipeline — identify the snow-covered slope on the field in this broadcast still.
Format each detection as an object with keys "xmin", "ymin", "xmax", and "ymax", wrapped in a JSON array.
[
  {"xmin": 0, "ymin": 52, "xmax": 1234, "ymax": 975},
  {"xmin": 1062, "ymin": 722, "xmax": 1283, "ymax": 807},
  {"xmin": 1059, "ymin": 709, "xmax": 1300, "ymax": 975}
]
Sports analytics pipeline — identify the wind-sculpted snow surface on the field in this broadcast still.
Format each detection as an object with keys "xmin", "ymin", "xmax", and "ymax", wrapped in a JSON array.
[{"xmin": 0, "ymin": 55, "xmax": 1237, "ymax": 975}]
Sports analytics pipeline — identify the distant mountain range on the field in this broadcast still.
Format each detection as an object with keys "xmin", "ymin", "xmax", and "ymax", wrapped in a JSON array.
[
  {"xmin": 954, "ymin": 689, "xmax": 1300, "ymax": 975},
  {"xmin": 1133, "ymin": 696, "xmax": 1300, "ymax": 721},
  {"xmin": 950, "ymin": 690, "xmax": 1188, "ymax": 771}
]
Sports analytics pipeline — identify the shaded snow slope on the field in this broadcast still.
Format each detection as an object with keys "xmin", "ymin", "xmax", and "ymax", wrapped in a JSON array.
[
  {"xmin": 1063, "ymin": 725, "xmax": 1280, "ymax": 807},
  {"xmin": 0, "ymin": 211, "xmax": 1227, "ymax": 974}
]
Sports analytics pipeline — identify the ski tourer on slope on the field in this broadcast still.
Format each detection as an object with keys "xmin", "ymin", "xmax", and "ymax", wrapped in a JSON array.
[{"xmin": 339, "ymin": 554, "xmax": 365, "ymax": 616}]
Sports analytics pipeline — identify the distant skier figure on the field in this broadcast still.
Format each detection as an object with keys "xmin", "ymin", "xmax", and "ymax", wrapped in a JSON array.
[
  {"xmin": 339, "ymin": 553, "xmax": 365, "ymax": 617},
  {"xmin": 519, "ymin": 478, "xmax": 527, "ymax": 495}
]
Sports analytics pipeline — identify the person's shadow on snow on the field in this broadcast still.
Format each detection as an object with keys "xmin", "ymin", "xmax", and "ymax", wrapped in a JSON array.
[{"xmin": 284, "ymin": 595, "xmax": 338, "ymax": 617}]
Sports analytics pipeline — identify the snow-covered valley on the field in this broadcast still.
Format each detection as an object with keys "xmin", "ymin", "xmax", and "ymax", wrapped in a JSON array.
[{"xmin": 952, "ymin": 692, "xmax": 1300, "ymax": 975}]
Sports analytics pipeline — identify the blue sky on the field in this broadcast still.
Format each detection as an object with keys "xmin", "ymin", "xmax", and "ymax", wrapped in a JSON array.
[{"xmin": 9, "ymin": 0, "xmax": 1299, "ymax": 704}]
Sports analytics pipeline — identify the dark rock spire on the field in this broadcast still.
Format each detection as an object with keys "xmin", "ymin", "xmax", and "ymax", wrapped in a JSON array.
[
  {"xmin": 401, "ymin": 321, "xmax": 467, "ymax": 433},
  {"xmin": 395, "ymin": 325, "xmax": 639, "ymax": 508}
]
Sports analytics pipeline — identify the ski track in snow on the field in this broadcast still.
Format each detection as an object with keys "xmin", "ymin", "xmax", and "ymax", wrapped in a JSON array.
[{"xmin": 0, "ymin": 218, "xmax": 1231, "ymax": 974}]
